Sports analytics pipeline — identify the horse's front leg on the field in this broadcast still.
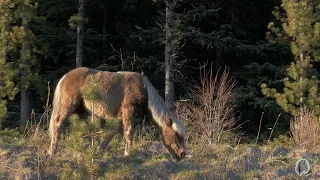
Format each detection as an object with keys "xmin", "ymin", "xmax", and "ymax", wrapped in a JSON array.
[
  {"xmin": 122, "ymin": 106, "xmax": 135, "ymax": 156},
  {"xmin": 124, "ymin": 127, "xmax": 134, "ymax": 156}
]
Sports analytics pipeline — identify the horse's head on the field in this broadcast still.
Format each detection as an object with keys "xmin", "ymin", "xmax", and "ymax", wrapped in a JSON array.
[{"xmin": 161, "ymin": 116, "xmax": 186, "ymax": 161}]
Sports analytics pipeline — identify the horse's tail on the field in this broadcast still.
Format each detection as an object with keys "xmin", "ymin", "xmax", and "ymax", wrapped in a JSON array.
[{"xmin": 49, "ymin": 75, "xmax": 66, "ymax": 138}]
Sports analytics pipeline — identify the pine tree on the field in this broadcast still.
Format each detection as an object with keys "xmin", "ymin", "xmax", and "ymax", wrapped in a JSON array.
[
  {"xmin": 68, "ymin": 0, "xmax": 88, "ymax": 68},
  {"xmin": 0, "ymin": 0, "xmax": 43, "ymax": 127},
  {"xmin": 62, "ymin": 74, "xmax": 120, "ymax": 179},
  {"xmin": 261, "ymin": 0, "xmax": 320, "ymax": 116},
  {"xmin": 0, "ymin": 1, "xmax": 19, "ymax": 123}
]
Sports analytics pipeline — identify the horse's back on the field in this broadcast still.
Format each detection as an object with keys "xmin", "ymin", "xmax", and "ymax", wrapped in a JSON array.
[{"xmin": 70, "ymin": 68, "xmax": 148, "ymax": 119}]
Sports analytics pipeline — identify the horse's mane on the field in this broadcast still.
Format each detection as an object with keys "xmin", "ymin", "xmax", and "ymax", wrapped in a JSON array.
[{"xmin": 142, "ymin": 76, "xmax": 186, "ymax": 136}]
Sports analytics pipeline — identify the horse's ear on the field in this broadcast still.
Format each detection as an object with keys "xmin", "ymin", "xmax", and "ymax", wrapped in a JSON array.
[{"xmin": 166, "ymin": 116, "xmax": 172, "ymax": 126}]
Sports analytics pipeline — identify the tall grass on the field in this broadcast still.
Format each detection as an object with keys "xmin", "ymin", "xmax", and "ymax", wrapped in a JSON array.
[
  {"xmin": 290, "ymin": 109, "xmax": 320, "ymax": 151},
  {"xmin": 177, "ymin": 64, "xmax": 239, "ymax": 145}
]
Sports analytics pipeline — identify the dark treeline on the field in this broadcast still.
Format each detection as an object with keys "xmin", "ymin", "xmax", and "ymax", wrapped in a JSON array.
[{"xmin": 3, "ymin": 0, "xmax": 319, "ymax": 140}]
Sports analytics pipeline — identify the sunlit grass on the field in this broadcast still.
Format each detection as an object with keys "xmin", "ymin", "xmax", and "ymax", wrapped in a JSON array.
[{"xmin": 0, "ymin": 119, "xmax": 319, "ymax": 180}]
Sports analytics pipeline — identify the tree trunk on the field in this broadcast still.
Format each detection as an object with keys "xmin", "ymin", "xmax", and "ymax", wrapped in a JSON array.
[
  {"xmin": 20, "ymin": 70, "xmax": 30, "ymax": 130},
  {"xmin": 20, "ymin": 15, "xmax": 30, "ymax": 130},
  {"xmin": 0, "ymin": 82, "xmax": 4, "ymax": 122},
  {"xmin": 102, "ymin": 6, "xmax": 107, "ymax": 60},
  {"xmin": 76, "ymin": 0, "xmax": 84, "ymax": 68},
  {"xmin": 20, "ymin": 54, "xmax": 30, "ymax": 129},
  {"xmin": 299, "ymin": 51, "xmax": 304, "ymax": 114},
  {"xmin": 0, "ymin": 82, "xmax": 3, "ymax": 102},
  {"xmin": 164, "ymin": 0, "xmax": 175, "ymax": 112}
]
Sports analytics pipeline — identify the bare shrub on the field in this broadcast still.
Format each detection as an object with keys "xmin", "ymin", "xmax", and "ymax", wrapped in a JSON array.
[
  {"xmin": 290, "ymin": 109, "xmax": 320, "ymax": 151},
  {"xmin": 178, "ymin": 64, "xmax": 239, "ymax": 145}
]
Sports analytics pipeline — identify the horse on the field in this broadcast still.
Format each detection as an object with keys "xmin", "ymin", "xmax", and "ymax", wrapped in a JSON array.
[{"xmin": 48, "ymin": 67, "xmax": 186, "ymax": 160}]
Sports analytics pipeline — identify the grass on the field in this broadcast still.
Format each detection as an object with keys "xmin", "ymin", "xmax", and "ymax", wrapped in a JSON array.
[
  {"xmin": 1, "ymin": 106, "xmax": 320, "ymax": 180},
  {"xmin": 0, "ymin": 126, "xmax": 320, "ymax": 180}
]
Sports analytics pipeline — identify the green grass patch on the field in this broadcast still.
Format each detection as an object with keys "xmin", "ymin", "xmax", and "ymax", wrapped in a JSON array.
[{"xmin": 173, "ymin": 169, "xmax": 202, "ymax": 179}]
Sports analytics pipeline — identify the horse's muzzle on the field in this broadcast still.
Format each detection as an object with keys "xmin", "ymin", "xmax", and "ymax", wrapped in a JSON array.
[
  {"xmin": 180, "ymin": 151, "xmax": 185, "ymax": 159},
  {"xmin": 175, "ymin": 149, "xmax": 186, "ymax": 161}
]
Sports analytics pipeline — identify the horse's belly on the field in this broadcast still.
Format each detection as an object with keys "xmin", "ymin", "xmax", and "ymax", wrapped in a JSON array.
[{"xmin": 83, "ymin": 100, "xmax": 121, "ymax": 119}]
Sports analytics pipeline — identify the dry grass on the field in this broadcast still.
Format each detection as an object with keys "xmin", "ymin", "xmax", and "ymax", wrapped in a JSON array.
[
  {"xmin": 176, "ymin": 65, "xmax": 239, "ymax": 145},
  {"xmin": 0, "ymin": 125, "xmax": 320, "ymax": 179},
  {"xmin": 290, "ymin": 109, "xmax": 320, "ymax": 151}
]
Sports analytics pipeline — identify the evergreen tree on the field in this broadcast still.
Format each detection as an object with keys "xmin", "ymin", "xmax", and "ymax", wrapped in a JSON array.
[
  {"xmin": 0, "ymin": 0, "xmax": 43, "ymax": 127},
  {"xmin": 68, "ymin": 0, "xmax": 89, "ymax": 68},
  {"xmin": 132, "ymin": 3, "xmax": 221, "ymax": 92},
  {"xmin": 261, "ymin": 0, "xmax": 320, "ymax": 116},
  {"xmin": 61, "ymin": 74, "xmax": 120, "ymax": 179},
  {"xmin": 0, "ymin": 1, "xmax": 19, "ymax": 123}
]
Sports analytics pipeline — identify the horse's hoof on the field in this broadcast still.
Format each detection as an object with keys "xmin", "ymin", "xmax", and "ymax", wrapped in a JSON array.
[
  {"xmin": 97, "ymin": 145, "xmax": 107, "ymax": 152},
  {"xmin": 48, "ymin": 148, "xmax": 55, "ymax": 157},
  {"xmin": 47, "ymin": 152, "xmax": 53, "ymax": 158},
  {"xmin": 124, "ymin": 151, "xmax": 130, "ymax": 156}
]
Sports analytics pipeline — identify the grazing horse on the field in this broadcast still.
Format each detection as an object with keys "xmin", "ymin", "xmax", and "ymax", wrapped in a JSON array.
[{"xmin": 48, "ymin": 67, "xmax": 186, "ymax": 160}]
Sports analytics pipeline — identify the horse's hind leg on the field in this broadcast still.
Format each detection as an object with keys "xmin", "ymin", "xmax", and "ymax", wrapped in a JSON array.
[
  {"xmin": 48, "ymin": 99, "xmax": 80, "ymax": 156},
  {"xmin": 121, "ymin": 105, "xmax": 136, "ymax": 156},
  {"xmin": 98, "ymin": 129, "xmax": 118, "ymax": 151},
  {"xmin": 98, "ymin": 119, "xmax": 122, "ymax": 151},
  {"xmin": 48, "ymin": 116, "xmax": 62, "ymax": 156}
]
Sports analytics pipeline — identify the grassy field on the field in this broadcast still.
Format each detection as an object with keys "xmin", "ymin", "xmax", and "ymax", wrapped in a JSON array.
[{"xmin": 0, "ymin": 123, "xmax": 319, "ymax": 180}]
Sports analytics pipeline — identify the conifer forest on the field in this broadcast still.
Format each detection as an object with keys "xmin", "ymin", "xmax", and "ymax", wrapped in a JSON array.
[{"xmin": 0, "ymin": 0, "xmax": 320, "ymax": 179}]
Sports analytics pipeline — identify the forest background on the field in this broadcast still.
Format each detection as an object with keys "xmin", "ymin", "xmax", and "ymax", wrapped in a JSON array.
[{"xmin": 2, "ymin": 0, "xmax": 320, "ymax": 179}]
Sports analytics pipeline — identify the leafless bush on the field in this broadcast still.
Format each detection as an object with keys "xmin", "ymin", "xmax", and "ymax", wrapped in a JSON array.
[
  {"xmin": 290, "ymin": 109, "xmax": 320, "ymax": 151},
  {"xmin": 177, "ymin": 65, "xmax": 239, "ymax": 145}
]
